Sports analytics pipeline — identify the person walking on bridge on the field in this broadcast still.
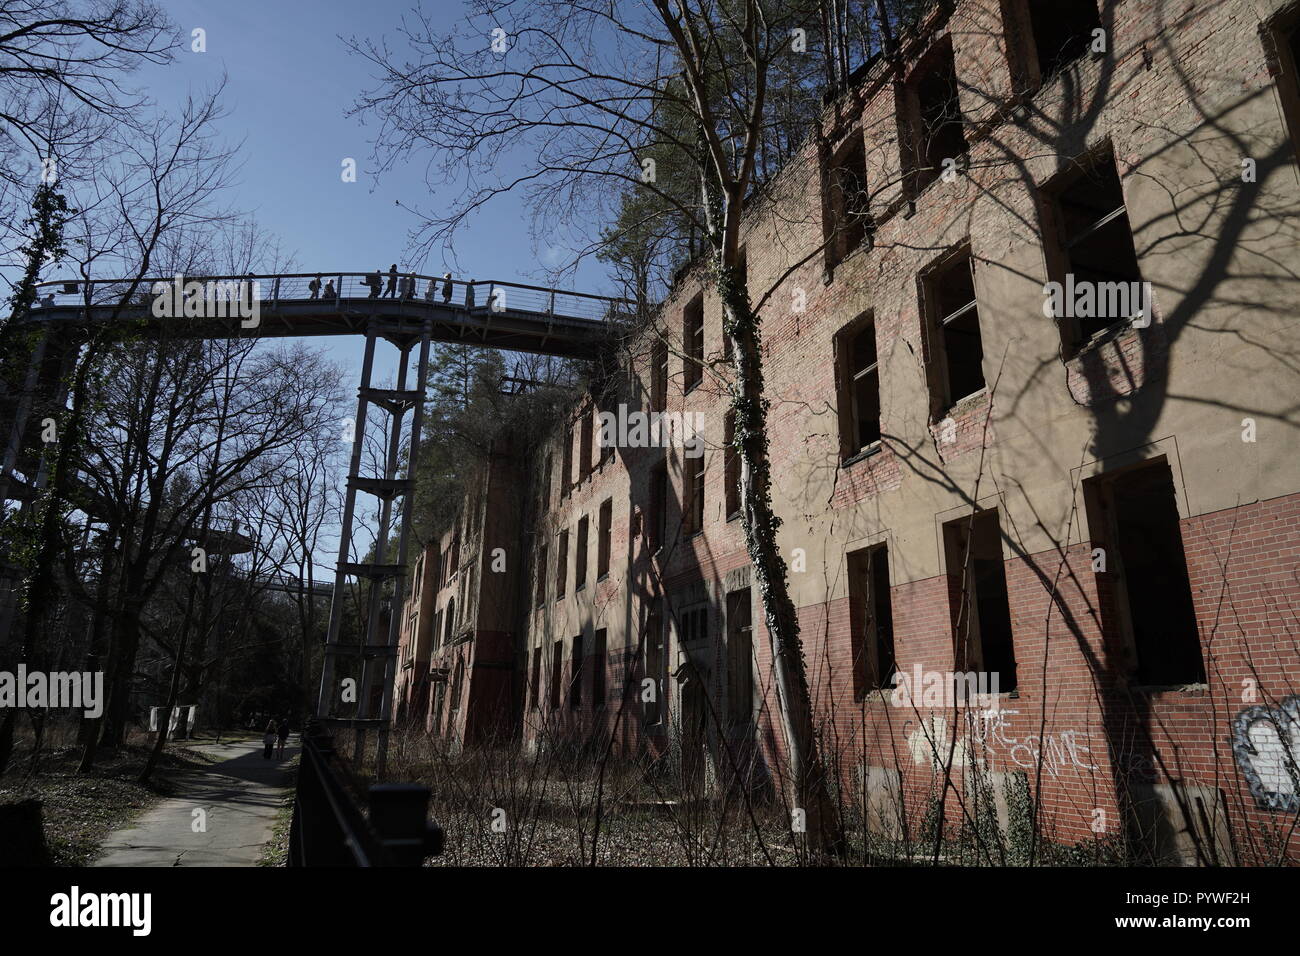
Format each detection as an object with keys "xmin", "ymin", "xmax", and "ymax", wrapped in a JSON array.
[
  {"xmin": 385, "ymin": 263, "xmax": 398, "ymax": 298},
  {"xmin": 308, "ymin": 276, "xmax": 321, "ymax": 299},
  {"xmin": 324, "ymin": 279, "xmax": 337, "ymax": 300},
  {"xmin": 367, "ymin": 269, "xmax": 381, "ymax": 298},
  {"xmin": 442, "ymin": 272, "xmax": 453, "ymax": 303}
]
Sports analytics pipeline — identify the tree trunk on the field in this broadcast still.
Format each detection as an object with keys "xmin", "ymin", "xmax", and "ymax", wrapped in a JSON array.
[{"xmin": 717, "ymin": 255, "xmax": 844, "ymax": 856}]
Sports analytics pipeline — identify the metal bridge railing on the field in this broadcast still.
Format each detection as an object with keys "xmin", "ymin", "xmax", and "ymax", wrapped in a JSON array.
[
  {"xmin": 30, "ymin": 272, "xmax": 635, "ymax": 326},
  {"xmin": 288, "ymin": 721, "xmax": 443, "ymax": 867}
]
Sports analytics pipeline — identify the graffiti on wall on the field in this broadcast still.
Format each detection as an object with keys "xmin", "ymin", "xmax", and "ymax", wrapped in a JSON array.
[
  {"xmin": 1232, "ymin": 694, "xmax": 1300, "ymax": 811},
  {"xmin": 903, "ymin": 709, "xmax": 1099, "ymax": 778}
]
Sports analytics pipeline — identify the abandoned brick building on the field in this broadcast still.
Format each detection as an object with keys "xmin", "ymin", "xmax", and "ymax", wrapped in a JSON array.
[{"xmin": 394, "ymin": 0, "xmax": 1300, "ymax": 862}]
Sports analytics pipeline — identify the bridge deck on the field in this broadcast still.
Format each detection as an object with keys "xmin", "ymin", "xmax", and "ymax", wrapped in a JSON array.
[{"xmin": 28, "ymin": 272, "xmax": 634, "ymax": 359}]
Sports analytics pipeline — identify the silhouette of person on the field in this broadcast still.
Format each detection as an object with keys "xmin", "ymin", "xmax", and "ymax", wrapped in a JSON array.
[
  {"xmin": 425, "ymin": 278, "xmax": 436, "ymax": 301},
  {"xmin": 308, "ymin": 276, "xmax": 321, "ymax": 299},
  {"xmin": 367, "ymin": 269, "xmax": 381, "ymax": 299},
  {"xmin": 442, "ymin": 272, "xmax": 453, "ymax": 303},
  {"xmin": 465, "ymin": 280, "xmax": 475, "ymax": 309},
  {"xmin": 323, "ymin": 280, "xmax": 337, "ymax": 300},
  {"xmin": 385, "ymin": 263, "xmax": 398, "ymax": 298}
]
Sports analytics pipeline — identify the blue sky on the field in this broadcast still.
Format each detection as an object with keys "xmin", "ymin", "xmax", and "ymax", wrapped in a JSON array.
[
  {"xmin": 135, "ymin": 0, "xmax": 614, "ymax": 383},
  {"xmin": 113, "ymin": 0, "xmax": 619, "ymax": 572}
]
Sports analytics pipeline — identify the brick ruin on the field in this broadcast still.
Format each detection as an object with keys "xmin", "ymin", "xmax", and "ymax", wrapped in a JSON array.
[{"xmin": 393, "ymin": 0, "xmax": 1300, "ymax": 863}]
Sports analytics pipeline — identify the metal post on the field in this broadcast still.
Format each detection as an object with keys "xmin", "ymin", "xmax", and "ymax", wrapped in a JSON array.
[
  {"xmin": 317, "ymin": 326, "xmax": 377, "ymax": 725},
  {"xmin": 374, "ymin": 321, "xmax": 433, "ymax": 776},
  {"xmin": 354, "ymin": 339, "xmax": 412, "ymax": 764}
]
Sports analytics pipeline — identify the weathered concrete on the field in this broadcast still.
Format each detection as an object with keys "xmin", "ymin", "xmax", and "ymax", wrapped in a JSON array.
[{"xmin": 94, "ymin": 737, "xmax": 296, "ymax": 867}]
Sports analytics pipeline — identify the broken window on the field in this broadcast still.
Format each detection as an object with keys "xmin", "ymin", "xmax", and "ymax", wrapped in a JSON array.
[
  {"xmin": 550, "ymin": 639, "xmax": 563, "ymax": 710},
  {"xmin": 530, "ymin": 645, "xmax": 541, "ymax": 710},
  {"xmin": 678, "ymin": 604, "xmax": 708, "ymax": 645},
  {"xmin": 540, "ymin": 453, "xmax": 552, "ymax": 513},
  {"xmin": 592, "ymin": 629, "xmax": 607, "ymax": 710},
  {"xmin": 648, "ymin": 460, "xmax": 667, "ymax": 551},
  {"xmin": 724, "ymin": 411, "xmax": 742, "ymax": 518},
  {"xmin": 580, "ymin": 411, "xmax": 593, "ymax": 480},
  {"xmin": 1028, "ymin": 0, "xmax": 1100, "ymax": 81},
  {"xmin": 1049, "ymin": 148, "xmax": 1146, "ymax": 348},
  {"xmin": 597, "ymin": 498, "xmax": 612, "ymax": 578},
  {"xmin": 570, "ymin": 633, "xmax": 584, "ymax": 709},
  {"xmin": 926, "ymin": 250, "xmax": 986, "ymax": 410},
  {"xmin": 683, "ymin": 450, "xmax": 705, "ymax": 535},
  {"xmin": 848, "ymin": 544, "xmax": 896, "ymax": 698},
  {"xmin": 450, "ymin": 657, "xmax": 464, "ymax": 713},
  {"xmin": 838, "ymin": 314, "xmax": 882, "ymax": 459},
  {"xmin": 1086, "ymin": 458, "xmax": 1205, "ymax": 686},
  {"xmin": 536, "ymin": 542, "xmax": 548, "ymax": 607},
  {"xmin": 575, "ymin": 515, "xmax": 589, "ymax": 590},
  {"xmin": 908, "ymin": 39, "xmax": 968, "ymax": 195},
  {"xmin": 644, "ymin": 602, "xmax": 664, "ymax": 726},
  {"xmin": 943, "ymin": 509, "xmax": 1018, "ymax": 693},
  {"xmin": 444, "ymin": 598, "xmax": 457, "ymax": 646},
  {"xmin": 726, "ymin": 589, "xmax": 753, "ymax": 728},
  {"xmin": 556, "ymin": 529, "xmax": 569, "ymax": 599},
  {"xmin": 827, "ymin": 133, "xmax": 870, "ymax": 266},
  {"xmin": 684, "ymin": 292, "xmax": 704, "ymax": 391},
  {"xmin": 650, "ymin": 338, "xmax": 668, "ymax": 412},
  {"xmin": 561, "ymin": 424, "xmax": 573, "ymax": 497}
]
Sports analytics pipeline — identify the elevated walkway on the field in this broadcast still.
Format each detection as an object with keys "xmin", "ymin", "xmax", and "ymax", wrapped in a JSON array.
[{"xmin": 28, "ymin": 272, "xmax": 634, "ymax": 358}]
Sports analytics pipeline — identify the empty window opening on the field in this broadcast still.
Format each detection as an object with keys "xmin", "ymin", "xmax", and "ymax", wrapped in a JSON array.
[
  {"xmin": 592, "ymin": 629, "xmax": 607, "ymax": 710},
  {"xmin": 540, "ymin": 453, "xmax": 552, "ymax": 513},
  {"xmin": 650, "ymin": 338, "xmax": 668, "ymax": 411},
  {"xmin": 943, "ymin": 509, "xmax": 1018, "ymax": 693},
  {"xmin": 570, "ymin": 633, "xmax": 584, "ymax": 709},
  {"xmin": 550, "ymin": 639, "xmax": 563, "ymax": 710},
  {"xmin": 926, "ymin": 251, "xmax": 986, "ymax": 410},
  {"xmin": 556, "ymin": 529, "xmax": 569, "ymax": 599},
  {"xmin": 684, "ymin": 293, "xmax": 705, "ymax": 391},
  {"xmin": 597, "ymin": 498, "xmax": 612, "ymax": 578},
  {"xmin": 444, "ymin": 598, "xmax": 457, "ymax": 646},
  {"xmin": 535, "ymin": 542, "xmax": 548, "ymax": 608},
  {"xmin": 644, "ymin": 604, "xmax": 664, "ymax": 725},
  {"xmin": 561, "ymin": 425, "xmax": 573, "ymax": 497},
  {"xmin": 679, "ymin": 604, "xmax": 708, "ymax": 645},
  {"xmin": 648, "ymin": 460, "xmax": 667, "ymax": 551},
  {"xmin": 828, "ymin": 134, "xmax": 870, "ymax": 265},
  {"xmin": 1028, "ymin": 0, "xmax": 1101, "ymax": 81},
  {"xmin": 1051, "ymin": 150, "xmax": 1145, "ymax": 347},
  {"xmin": 575, "ymin": 515, "xmax": 589, "ymax": 590},
  {"xmin": 848, "ymin": 544, "xmax": 896, "ymax": 698},
  {"xmin": 724, "ymin": 411, "xmax": 742, "ymax": 518},
  {"xmin": 838, "ymin": 315, "xmax": 882, "ymax": 459},
  {"xmin": 580, "ymin": 412, "xmax": 593, "ymax": 480},
  {"xmin": 1087, "ymin": 459, "xmax": 1205, "ymax": 686},
  {"xmin": 530, "ymin": 646, "xmax": 541, "ymax": 710},
  {"xmin": 910, "ymin": 41, "xmax": 968, "ymax": 195},
  {"xmin": 726, "ymin": 589, "xmax": 754, "ymax": 729},
  {"xmin": 683, "ymin": 451, "xmax": 705, "ymax": 535}
]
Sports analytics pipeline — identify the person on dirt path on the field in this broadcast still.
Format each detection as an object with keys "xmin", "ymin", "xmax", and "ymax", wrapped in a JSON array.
[
  {"xmin": 275, "ymin": 717, "xmax": 290, "ymax": 759},
  {"xmin": 263, "ymin": 720, "xmax": 276, "ymax": 760}
]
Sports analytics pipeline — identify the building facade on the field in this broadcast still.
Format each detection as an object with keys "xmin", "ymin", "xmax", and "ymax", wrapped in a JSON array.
[{"xmin": 395, "ymin": 0, "xmax": 1300, "ymax": 862}]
